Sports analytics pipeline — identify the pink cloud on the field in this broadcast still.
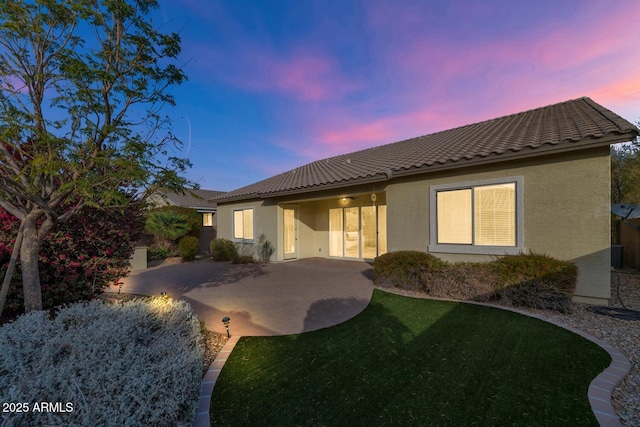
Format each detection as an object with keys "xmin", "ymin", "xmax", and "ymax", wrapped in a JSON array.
[
  {"xmin": 188, "ymin": 42, "xmax": 358, "ymax": 102},
  {"xmin": 248, "ymin": 51, "xmax": 358, "ymax": 101}
]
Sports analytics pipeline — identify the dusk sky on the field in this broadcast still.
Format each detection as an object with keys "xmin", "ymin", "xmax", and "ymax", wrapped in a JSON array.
[{"xmin": 154, "ymin": 0, "xmax": 640, "ymax": 192}]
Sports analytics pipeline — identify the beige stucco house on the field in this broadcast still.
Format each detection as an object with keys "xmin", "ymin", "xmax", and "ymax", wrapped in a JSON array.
[
  {"xmin": 213, "ymin": 97, "xmax": 638, "ymax": 304},
  {"xmin": 149, "ymin": 188, "xmax": 225, "ymax": 253}
]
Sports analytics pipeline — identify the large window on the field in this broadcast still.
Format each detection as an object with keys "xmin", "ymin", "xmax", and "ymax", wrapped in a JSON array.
[
  {"xmin": 429, "ymin": 177, "xmax": 523, "ymax": 255},
  {"xmin": 233, "ymin": 208, "xmax": 254, "ymax": 240}
]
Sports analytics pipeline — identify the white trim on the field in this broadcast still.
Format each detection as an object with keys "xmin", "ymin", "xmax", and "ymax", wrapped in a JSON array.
[{"xmin": 428, "ymin": 176, "xmax": 525, "ymax": 255}]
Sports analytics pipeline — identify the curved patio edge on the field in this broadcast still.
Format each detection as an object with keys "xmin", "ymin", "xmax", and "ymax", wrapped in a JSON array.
[
  {"xmin": 375, "ymin": 288, "xmax": 631, "ymax": 427},
  {"xmin": 191, "ymin": 289, "xmax": 632, "ymax": 427},
  {"xmin": 192, "ymin": 335, "xmax": 242, "ymax": 427}
]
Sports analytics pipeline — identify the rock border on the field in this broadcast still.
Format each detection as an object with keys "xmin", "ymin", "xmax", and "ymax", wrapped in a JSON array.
[
  {"xmin": 193, "ymin": 291, "xmax": 632, "ymax": 426},
  {"xmin": 192, "ymin": 335, "xmax": 241, "ymax": 427}
]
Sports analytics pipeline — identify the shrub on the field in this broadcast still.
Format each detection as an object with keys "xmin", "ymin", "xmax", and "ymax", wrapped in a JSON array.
[
  {"xmin": 373, "ymin": 251, "xmax": 448, "ymax": 290},
  {"xmin": 258, "ymin": 234, "xmax": 274, "ymax": 263},
  {"xmin": 0, "ymin": 205, "xmax": 144, "ymax": 317},
  {"xmin": 373, "ymin": 251, "xmax": 577, "ymax": 313},
  {"xmin": 150, "ymin": 205, "xmax": 202, "ymax": 239},
  {"xmin": 482, "ymin": 252, "xmax": 578, "ymax": 313},
  {"xmin": 0, "ymin": 297, "xmax": 204, "ymax": 426},
  {"xmin": 145, "ymin": 211, "xmax": 191, "ymax": 246},
  {"xmin": 210, "ymin": 238, "xmax": 238, "ymax": 261},
  {"xmin": 232, "ymin": 254, "xmax": 255, "ymax": 264},
  {"xmin": 147, "ymin": 246, "xmax": 172, "ymax": 261},
  {"xmin": 422, "ymin": 262, "xmax": 497, "ymax": 300},
  {"xmin": 490, "ymin": 252, "xmax": 577, "ymax": 292},
  {"xmin": 179, "ymin": 236, "xmax": 199, "ymax": 262}
]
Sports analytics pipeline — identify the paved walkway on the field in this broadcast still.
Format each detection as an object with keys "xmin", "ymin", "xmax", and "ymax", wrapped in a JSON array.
[{"xmin": 109, "ymin": 258, "xmax": 375, "ymax": 336}]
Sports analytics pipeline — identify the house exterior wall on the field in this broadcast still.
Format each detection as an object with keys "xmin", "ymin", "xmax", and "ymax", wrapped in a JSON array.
[
  {"xmin": 217, "ymin": 147, "xmax": 610, "ymax": 302},
  {"xmin": 217, "ymin": 192, "xmax": 388, "ymax": 261},
  {"xmin": 386, "ymin": 147, "xmax": 611, "ymax": 303},
  {"xmin": 217, "ymin": 200, "xmax": 279, "ymax": 261}
]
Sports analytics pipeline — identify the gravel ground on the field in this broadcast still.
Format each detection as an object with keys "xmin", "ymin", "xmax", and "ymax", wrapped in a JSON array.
[
  {"xmin": 201, "ymin": 330, "xmax": 228, "ymax": 376},
  {"xmin": 522, "ymin": 270, "xmax": 640, "ymax": 426}
]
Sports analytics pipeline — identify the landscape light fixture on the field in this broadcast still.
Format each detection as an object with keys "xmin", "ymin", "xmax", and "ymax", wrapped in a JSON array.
[
  {"xmin": 160, "ymin": 291, "xmax": 169, "ymax": 299},
  {"xmin": 222, "ymin": 316, "xmax": 231, "ymax": 338}
]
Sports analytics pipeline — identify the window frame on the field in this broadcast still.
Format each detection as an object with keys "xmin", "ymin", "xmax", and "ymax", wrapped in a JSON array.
[
  {"xmin": 202, "ymin": 212, "xmax": 213, "ymax": 227},
  {"xmin": 232, "ymin": 208, "xmax": 254, "ymax": 242},
  {"xmin": 428, "ymin": 176, "xmax": 524, "ymax": 255}
]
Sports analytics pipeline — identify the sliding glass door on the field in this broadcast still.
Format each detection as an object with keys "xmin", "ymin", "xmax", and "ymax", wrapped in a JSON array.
[{"xmin": 329, "ymin": 206, "xmax": 387, "ymax": 259}]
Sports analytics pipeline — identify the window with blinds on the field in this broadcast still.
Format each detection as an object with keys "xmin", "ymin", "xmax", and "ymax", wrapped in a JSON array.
[
  {"xmin": 474, "ymin": 183, "xmax": 515, "ymax": 246},
  {"xmin": 436, "ymin": 182, "xmax": 516, "ymax": 247},
  {"xmin": 233, "ymin": 208, "xmax": 254, "ymax": 240}
]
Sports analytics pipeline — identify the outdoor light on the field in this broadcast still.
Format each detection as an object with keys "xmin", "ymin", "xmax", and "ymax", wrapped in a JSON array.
[
  {"xmin": 222, "ymin": 316, "xmax": 231, "ymax": 338},
  {"xmin": 160, "ymin": 291, "xmax": 169, "ymax": 299}
]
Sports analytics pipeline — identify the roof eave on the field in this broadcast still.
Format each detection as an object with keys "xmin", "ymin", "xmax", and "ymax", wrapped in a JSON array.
[
  {"xmin": 216, "ymin": 131, "xmax": 636, "ymax": 205},
  {"xmin": 391, "ymin": 132, "xmax": 635, "ymax": 180}
]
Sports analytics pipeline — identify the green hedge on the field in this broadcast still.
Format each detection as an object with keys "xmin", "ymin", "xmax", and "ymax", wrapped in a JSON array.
[
  {"xmin": 210, "ymin": 238, "xmax": 238, "ymax": 261},
  {"xmin": 179, "ymin": 236, "xmax": 199, "ymax": 262},
  {"xmin": 373, "ymin": 251, "xmax": 448, "ymax": 290}
]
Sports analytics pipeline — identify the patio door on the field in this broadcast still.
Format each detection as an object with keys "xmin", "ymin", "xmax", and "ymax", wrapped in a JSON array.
[
  {"xmin": 329, "ymin": 206, "xmax": 387, "ymax": 259},
  {"xmin": 284, "ymin": 208, "xmax": 298, "ymax": 259}
]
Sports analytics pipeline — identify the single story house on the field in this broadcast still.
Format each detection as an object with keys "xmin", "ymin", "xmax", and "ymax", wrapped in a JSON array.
[
  {"xmin": 149, "ymin": 188, "xmax": 226, "ymax": 253},
  {"xmin": 213, "ymin": 97, "xmax": 639, "ymax": 304}
]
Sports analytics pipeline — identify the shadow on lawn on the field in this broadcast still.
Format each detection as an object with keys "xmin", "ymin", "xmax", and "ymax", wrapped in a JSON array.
[
  {"xmin": 303, "ymin": 296, "xmax": 375, "ymax": 334},
  {"xmin": 213, "ymin": 291, "xmax": 609, "ymax": 426}
]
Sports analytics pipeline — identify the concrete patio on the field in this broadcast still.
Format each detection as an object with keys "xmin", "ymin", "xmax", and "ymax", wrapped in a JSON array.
[{"xmin": 110, "ymin": 258, "xmax": 375, "ymax": 336}]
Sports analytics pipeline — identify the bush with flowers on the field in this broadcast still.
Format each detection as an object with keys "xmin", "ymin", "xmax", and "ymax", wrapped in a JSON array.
[{"xmin": 0, "ymin": 205, "xmax": 145, "ymax": 317}]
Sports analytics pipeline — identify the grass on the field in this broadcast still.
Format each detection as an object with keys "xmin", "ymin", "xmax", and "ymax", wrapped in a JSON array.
[{"xmin": 210, "ymin": 290, "xmax": 609, "ymax": 426}]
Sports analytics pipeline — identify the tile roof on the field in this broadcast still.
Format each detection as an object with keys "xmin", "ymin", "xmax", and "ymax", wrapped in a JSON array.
[
  {"xmin": 216, "ymin": 97, "xmax": 638, "ymax": 202},
  {"xmin": 159, "ymin": 189, "xmax": 225, "ymax": 209}
]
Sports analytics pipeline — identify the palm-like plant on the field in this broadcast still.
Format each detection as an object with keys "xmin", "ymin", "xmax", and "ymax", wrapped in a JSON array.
[{"xmin": 145, "ymin": 211, "xmax": 191, "ymax": 248}]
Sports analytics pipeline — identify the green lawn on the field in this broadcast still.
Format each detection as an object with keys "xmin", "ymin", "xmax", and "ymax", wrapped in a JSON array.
[{"xmin": 210, "ymin": 290, "xmax": 609, "ymax": 426}]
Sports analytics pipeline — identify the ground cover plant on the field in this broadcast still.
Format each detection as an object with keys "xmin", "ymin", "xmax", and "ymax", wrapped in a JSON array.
[
  {"xmin": 373, "ymin": 251, "xmax": 577, "ymax": 312},
  {"xmin": 0, "ymin": 297, "xmax": 203, "ymax": 426},
  {"xmin": 210, "ymin": 290, "xmax": 609, "ymax": 426}
]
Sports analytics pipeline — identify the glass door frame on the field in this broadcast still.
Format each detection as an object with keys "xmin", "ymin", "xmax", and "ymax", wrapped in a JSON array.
[
  {"xmin": 283, "ymin": 207, "xmax": 298, "ymax": 260},
  {"xmin": 329, "ymin": 205, "xmax": 386, "ymax": 259}
]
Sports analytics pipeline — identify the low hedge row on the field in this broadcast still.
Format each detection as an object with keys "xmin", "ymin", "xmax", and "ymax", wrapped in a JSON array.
[
  {"xmin": 373, "ymin": 251, "xmax": 577, "ymax": 313},
  {"xmin": 0, "ymin": 297, "xmax": 204, "ymax": 426}
]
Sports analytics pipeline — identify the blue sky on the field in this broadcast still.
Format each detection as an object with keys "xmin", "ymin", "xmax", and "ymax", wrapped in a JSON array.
[{"xmin": 153, "ymin": 0, "xmax": 640, "ymax": 191}]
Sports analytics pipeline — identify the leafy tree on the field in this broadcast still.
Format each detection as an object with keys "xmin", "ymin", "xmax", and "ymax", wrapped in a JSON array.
[
  {"xmin": 611, "ymin": 139, "xmax": 640, "ymax": 205},
  {"xmin": 0, "ymin": 0, "xmax": 190, "ymax": 313},
  {"xmin": 611, "ymin": 121, "xmax": 640, "ymax": 243},
  {"xmin": 145, "ymin": 210, "xmax": 191, "ymax": 247}
]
